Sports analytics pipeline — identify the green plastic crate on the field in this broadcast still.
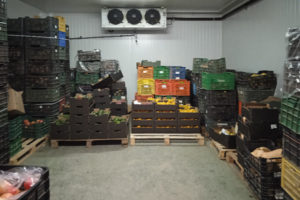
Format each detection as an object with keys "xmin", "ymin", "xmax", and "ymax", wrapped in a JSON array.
[
  {"xmin": 153, "ymin": 66, "xmax": 170, "ymax": 79},
  {"xmin": 23, "ymin": 117, "xmax": 50, "ymax": 138},
  {"xmin": 9, "ymin": 116, "xmax": 23, "ymax": 141},
  {"xmin": 193, "ymin": 58, "xmax": 209, "ymax": 73},
  {"xmin": 201, "ymin": 72, "xmax": 235, "ymax": 90},
  {"xmin": 9, "ymin": 136, "xmax": 22, "ymax": 156},
  {"xmin": 280, "ymin": 96, "xmax": 300, "ymax": 134},
  {"xmin": 75, "ymin": 72, "xmax": 99, "ymax": 84},
  {"xmin": 25, "ymin": 87, "xmax": 60, "ymax": 103},
  {"xmin": 59, "ymin": 72, "xmax": 66, "ymax": 85}
]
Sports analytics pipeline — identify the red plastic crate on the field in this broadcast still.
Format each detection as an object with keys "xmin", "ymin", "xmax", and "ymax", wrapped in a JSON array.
[
  {"xmin": 173, "ymin": 80, "xmax": 190, "ymax": 96},
  {"xmin": 135, "ymin": 93, "xmax": 153, "ymax": 102},
  {"xmin": 155, "ymin": 80, "xmax": 174, "ymax": 96}
]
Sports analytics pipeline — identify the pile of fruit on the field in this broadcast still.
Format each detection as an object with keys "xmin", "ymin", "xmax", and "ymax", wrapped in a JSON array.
[
  {"xmin": 180, "ymin": 125, "xmax": 199, "ymax": 128},
  {"xmin": 110, "ymin": 116, "xmax": 127, "ymax": 124},
  {"xmin": 90, "ymin": 108, "xmax": 110, "ymax": 116},
  {"xmin": 156, "ymin": 118, "xmax": 176, "ymax": 121},
  {"xmin": 148, "ymin": 97, "xmax": 176, "ymax": 105},
  {"xmin": 179, "ymin": 105, "xmax": 199, "ymax": 113},
  {"xmin": 55, "ymin": 114, "xmax": 70, "ymax": 125},
  {"xmin": 134, "ymin": 126, "xmax": 152, "ymax": 128},
  {"xmin": 23, "ymin": 119, "xmax": 44, "ymax": 128},
  {"xmin": 156, "ymin": 126, "xmax": 176, "ymax": 128},
  {"xmin": 75, "ymin": 93, "xmax": 93, "ymax": 100},
  {"xmin": 133, "ymin": 118, "xmax": 152, "ymax": 121}
]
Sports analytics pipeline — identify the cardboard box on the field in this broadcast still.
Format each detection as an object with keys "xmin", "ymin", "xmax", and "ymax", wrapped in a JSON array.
[{"xmin": 8, "ymin": 87, "xmax": 25, "ymax": 115}]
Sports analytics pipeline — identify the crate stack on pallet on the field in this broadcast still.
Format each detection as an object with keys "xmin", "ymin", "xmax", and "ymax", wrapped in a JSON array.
[
  {"xmin": 131, "ymin": 97, "xmax": 201, "ymax": 134},
  {"xmin": 111, "ymin": 81, "xmax": 128, "ymax": 116},
  {"xmin": 191, "ymin": 58, "xmax": 230, "ymax": 127},
  {"xmin": 51, "ymin": 94, "xmax": 129, "ymax": 141},
  {"xmin": 280, "ymin": 28, "xmax": 300, "ymax": 200},
  {"xmin": 7, "ymin": 18, "xmax": 25, "ymax": 91},
  {"xmin": 0, "ymin": 0, "xmax": 9, "ymax": 164},
  {"xmin": 236, "ymin": 104, "xmax": 283, "ymax": 200}
]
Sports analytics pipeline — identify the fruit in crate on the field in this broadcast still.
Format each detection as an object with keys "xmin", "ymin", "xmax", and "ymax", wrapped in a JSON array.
[
  {"xmin": 111, "ymin": 116, "xmax": 127, "ymax": 124},
  {"xmin": 179, "ymin": 104, "xmax": 198, "ymax": 113},
  {"xmin": 55, "ymin": 114, "xmax": 70, "ymax": 125},
  {"xmin": 91, "ymin": 108, "xmax": 110, "ymax": 116},
  {"xmin": 24, "ymin": 119, "xmax": 45, "ymax": 128},
  {"xmin": 75, "ymin": 93, "xmax": 93, "ymax": 99}
]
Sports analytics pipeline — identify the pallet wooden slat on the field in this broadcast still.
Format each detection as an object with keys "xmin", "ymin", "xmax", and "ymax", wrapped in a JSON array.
[
  {"xmin": 210, "ymin": 140, "xmax": 236, "ymax": 160},
  {"xmin": 50, "ymin": 138, "xmax": 129, "ymax": 148},
  {"xmin": 226, "ymin": 151, "xmax": 244, "ymax": 177},
  {"xmin": 130, "ymin": 133, "xmax": 205, "ymax": 146},
  {"xmin": 10, "ymin": 136, "xmax": 48, "ymax": 165}
]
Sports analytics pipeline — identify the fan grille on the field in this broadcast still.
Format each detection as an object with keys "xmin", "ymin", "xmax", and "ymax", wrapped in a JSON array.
[
  {"xmin": 107, "ymin": 9, "xmax": 124, "ymax": 25},
  {"xmin": 126, "ymin": 9, "xmax": 142, "ymax": 25},
  {"xmin": 145, "ymin": 9, "xmax": 161, "ymax": 25}
]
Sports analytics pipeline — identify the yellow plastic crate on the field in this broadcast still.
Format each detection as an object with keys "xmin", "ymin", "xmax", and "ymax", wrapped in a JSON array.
[
  {"xmin": 137, "ymin": 79, "xmax": 155, "ymax": 95},
  {"xmin": 281, "ymin": 157, "xmax": 300, "ymax": 200},
  {"xmin": 55, "ymin": 16, "xmax": 66, "ymax": 32}
]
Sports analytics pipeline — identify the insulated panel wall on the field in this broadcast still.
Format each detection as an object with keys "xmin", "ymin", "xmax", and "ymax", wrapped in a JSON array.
[
  {"xmin": 223, "ymin": 0, "xmax": 300, "ymax": 96},
  {"xmin": 7, "ymin": 0, "xmax": 43, "ymax": 18},
  {"xmin": 56, "ymin": 13, "xmax": 223, "ymax": 102}
]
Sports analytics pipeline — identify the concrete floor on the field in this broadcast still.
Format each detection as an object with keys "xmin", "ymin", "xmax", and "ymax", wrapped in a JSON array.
[{"xmin": 24, "ymin": 142, "xmax": 255, "ymax": 200}]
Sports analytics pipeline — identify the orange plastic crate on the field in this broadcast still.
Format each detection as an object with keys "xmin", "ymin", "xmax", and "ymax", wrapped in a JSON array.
[
  {"xmin": 155, "ymin": 80, "xmax": 174, "ymax": 96},
  {"xmin": 135, "ymin": 93, "xmax": 153, "ymax": 102},
  {"xmin": 137, "ymin": 66, "xmax": 154, "ymax": 79},
  {"xmin": 173, "ymin": 80, "xmax": 190, "ymax": 96}
]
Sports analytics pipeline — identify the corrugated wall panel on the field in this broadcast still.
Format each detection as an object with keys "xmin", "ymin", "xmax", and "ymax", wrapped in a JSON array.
[
  {"xmin": 223, "ymin": 0, "xmax": 300, "ymax": 96},
  {"xmin": 57, "ymin": 13, "xmax": 223, "ymax": 102}
]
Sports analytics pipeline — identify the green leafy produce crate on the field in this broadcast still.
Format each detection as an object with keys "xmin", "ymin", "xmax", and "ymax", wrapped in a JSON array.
[
  {"xmin": 201, "ymin": 72, "xmax": 235, "ymax": 90},
  {"xmin": 25, "ymin": 87, "xmax": 60, "ymax": 103},
  {"xmin": 280, "ymin": 96, "xmax": 300, "ymax": 134},
  {"xmin": 9, "ymin": 136, "xmax": 22, "ymax": 156},
  {"xmin": 153, "ymin": 66, "xmax": 170, "ymax": 79},
  {"xmin": 75, "ymin": 72, "xmax": 99, "ymax": 84},
  {"xmin": 23, "ymin": 117, "xmax": 50, "ymax": 138}
]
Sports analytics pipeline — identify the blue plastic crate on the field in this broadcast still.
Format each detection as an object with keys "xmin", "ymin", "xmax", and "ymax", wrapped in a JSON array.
[
  {"xmin": 59, "ymin": 39, "xmax": 66, "ymax": 47},
  {"xmin": 58, "ymin": 31, "xmax": 66, "ymax": 47},
  {"xmin": 170, "ymin": 66, "xmax": 186, "ymax": 79},
  {"xmin": 192, "ymin": 83, "xmax": 197, "ymax": 95},
  {"xmin": 58, "ymin": 31, "xmax": 66, "ymax": 39}
]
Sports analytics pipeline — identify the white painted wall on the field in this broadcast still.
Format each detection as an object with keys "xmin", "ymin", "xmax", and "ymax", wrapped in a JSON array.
[
  {"xmin": 55, "ymin": 13, "xmax": 223, "ymax": 102},
  {"xmin": 7, "ymin": 0, "xmax": 43, "ymax": 18},
  {"xmin": 223, "ymin": 0, "xmax": 300, "ymax": 95}
]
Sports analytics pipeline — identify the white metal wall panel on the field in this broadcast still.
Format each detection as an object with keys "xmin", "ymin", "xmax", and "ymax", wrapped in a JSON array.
[
  {"xmin": 7, "ymin": 0, "xmax": 43, "ymax": 18},
  {"xmin": 57, "ymin": 13, "xmax": 222, "ymax": 102},
  {"xmin": 223, "ymin": 0, "xmax": 300, "ymax": 96}
]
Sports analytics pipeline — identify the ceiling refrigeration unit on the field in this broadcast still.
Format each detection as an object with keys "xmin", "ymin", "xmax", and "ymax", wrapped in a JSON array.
[{"xmin": 101, "ymin": 8, "xmax": 167, "ymax": 30}]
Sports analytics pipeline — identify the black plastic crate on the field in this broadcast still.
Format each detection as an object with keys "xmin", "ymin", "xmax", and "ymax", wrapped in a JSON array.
[
  {"xmin": 248, "ymin": 71, "xmax": 277, "ymax": 90},
  {"xmin": 25, "ymin": 87, "xmax": 60, "ymax": 103},
  {"xmin": 0, "ymin": 72, "xmax": 6, "ymax": 87},
  {"xmin": 242, "ymin": 105, "xmax": 279, "ymax": 123},
  {"xmin": 238, "ymin": 117, "xmax": 282, "ymax": 141},
  {"xmin": 0, "ymin": 42, "xmax": 8, "ymax": 63},
  {"xmin": 0, "ymin": 63, "xmax": 7, "ymax": 74},
  {"xmin": 89, "ymin": 124, "xmax": 108, "ymax": 139},
  {"xmin": 24, "ymin": 17, "xmax": 58, "ymax": 36},
  {"xmin": 26, "ymin": 75, "xmax": 60, "ymax": 88},
  {"xmin": 108, "ymin": 120, "xmax": 129, "ymax": 138},
  {"xmin": 8, "ymin": 18, "xmax": 23, "ymax": 34},
  {"xmin": 8, "ymin": 61, "xmax": 25, "ymax": 75},
  {"xmin": 70, "ymin": 124, "xmax": 89, "ymax": 139},
  {"xmin": 50, "ymin": 123, "xmax": 70, "ymax": 139},
  {"xmin": 177, "ymin": 96, "xmax": 191, "ymax": 105},
  {"xmin": 8, "ymin": 36, "xmax": 24, "ymax": 46},
  {"xmin": 25, "ymin": 37, "xmax": 59, "ymax": 48},
  {"xmin": 110, "ymin": 102, "xmax": 128, "ymax": 116},
  {"xmin": 93, "ymin": 88, "xmax": 110, "ymax": 97},
  {"xmin": 282, "ymin": 127, "xmax": 300, "ymax": 168},
  {"xmin": 25, "ymin": 101, "xmax": 60, "ymax": 116},
  {"xmin": 9, "ymin": 46, "xmax": 24, "ymax": 61},
  {"xmin": 69, "ymin": 98, "xmax": 94, "ymax": 115},
  {"xmin": 208, "ymin": 127, "xmax": 236, "ymax": 149},
  {"xmin": 78, "ymin": 50, "xmax": 101, "ymax": 62},
  {"xmin": 236, "ymin": 136, "xmax": 281, "ymax": 176},
  {"xmin": 25, "ymin": 47, "xmax": 60, "ymax": 61},
  {"xmin": 204, "ymin": 90, "xmax": 237, "ymax": 105},
  {"xmin": 27, "ymin": 60, "xmax": 62, "ymax": 75},
  {"xmin": 205, "ymin": 105, "xmax": 236, "ymax": 122}
]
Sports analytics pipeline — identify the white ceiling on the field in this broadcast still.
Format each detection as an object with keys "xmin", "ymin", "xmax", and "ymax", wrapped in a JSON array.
[{"xmin": 20, "ymin": 0, "xmax": 251, "ymax": 17}]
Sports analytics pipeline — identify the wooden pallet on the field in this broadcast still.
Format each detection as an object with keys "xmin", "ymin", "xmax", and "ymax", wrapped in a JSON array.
[
  {"xmin": 130, "ymin": 133, "xmax": 205, "ymax": 146},
  {"xmin": 226, "ymin": 151, "xmax": 244, "ymax": 177},
  {"xmin": 10, "ymin": 136, "xmax": 48, "ymax": 165},
  {"xmin": 210, "ymin": 140, "xmax": 236, "ymax": 160},
  {"xmin": 50, "ymin": 138, "xmax": 129, "ymax": 148}
]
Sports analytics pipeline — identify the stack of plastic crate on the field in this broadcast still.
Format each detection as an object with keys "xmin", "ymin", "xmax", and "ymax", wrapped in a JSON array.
[
  {"xmin": 136, "ymin": 61, "xmax": 157, "ymax": 100},
  {"xmin": 22, "ymin": 17, "xmax": 65, "ymax": 122},
  {"xmin": 0, "ymin": 0, "xmax": 9, "ymax": 164},
  {"xmin": 8, "ymin": 116, "xmax": 23, "ymax": 157},
  {"xmin": 280, "ymin": 28, "xmax": 300, "ymax": 200},
  {"xmin": 7, "ymin": 18, "xmax": 25, "ymax": 91}
]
